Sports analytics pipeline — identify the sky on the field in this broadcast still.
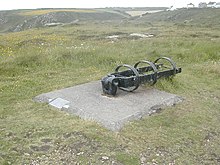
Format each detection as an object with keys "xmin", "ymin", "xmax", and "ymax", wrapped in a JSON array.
[{"xmin": 0, "ymin": 0, "xmax": 211, "ymax": 11}]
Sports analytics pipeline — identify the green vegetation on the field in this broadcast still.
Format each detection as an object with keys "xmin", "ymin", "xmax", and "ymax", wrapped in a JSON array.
[
  {"xmin": 0, "ymin": 8, "xmax": 126, "ymax": 32},
  {"xmin": 137, "ymin": 8, "xmax": 220, "ymax": 27},
  {"xmin": 0, "ymin": 8, "xmax": 220, "ymax": 164},
  {"xmin": 18, "ymin": 9, "xmax": 100, "ymax": 16}
]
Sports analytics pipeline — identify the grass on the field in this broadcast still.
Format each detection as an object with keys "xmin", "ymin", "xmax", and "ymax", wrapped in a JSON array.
[
  {"xmin": 0, "ymin": 21, "xmax": 220, "ymax": 164},
  {"xmin": 0, "ymin": 8, "xmax": 125, "ymax": 33},
  {"xmin": 19, "ymin": 9, "xmax": 100, "ymax": 16}
]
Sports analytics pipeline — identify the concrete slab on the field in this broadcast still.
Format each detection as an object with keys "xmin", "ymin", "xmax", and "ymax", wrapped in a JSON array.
[{"xmin": 34, "ymin": 81, "xmax": 183, "ymax": 131}]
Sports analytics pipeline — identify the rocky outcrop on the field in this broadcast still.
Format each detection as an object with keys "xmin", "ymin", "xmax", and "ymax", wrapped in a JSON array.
[
  {"xmin": 1, "ymin": 10, "xmax": 125, "ymax": 32},
  {"xmin": 0, "ymin": 12, "xmax": 8, "ymax": 25},
  {"xmin": 10, "ymin": 12, "xmax": 63, "ymax": 32}
]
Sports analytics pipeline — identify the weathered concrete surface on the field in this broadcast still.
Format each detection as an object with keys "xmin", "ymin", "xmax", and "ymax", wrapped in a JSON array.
[{"xmin": 34, "ymin": 81, "xmax": 183, "ymax": 131}]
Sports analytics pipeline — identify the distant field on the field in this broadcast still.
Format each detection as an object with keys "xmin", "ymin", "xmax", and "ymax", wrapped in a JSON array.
[
  {"xmin": 19, "ymin": 9, "xmax": 100, "ymax": 16},
  {"xmin": 125, "ymin": 10, "xmax": 163, "ymax": 16}
]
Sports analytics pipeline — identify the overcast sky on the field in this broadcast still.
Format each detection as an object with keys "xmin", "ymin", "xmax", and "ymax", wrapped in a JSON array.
[{"xmin": 0, "ymin": 0, "xmax": 210, "ymax": 11}]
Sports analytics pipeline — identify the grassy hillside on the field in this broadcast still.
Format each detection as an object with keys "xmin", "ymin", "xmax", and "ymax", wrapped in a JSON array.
[
  {"xmin": 0, "ymin": 8, "xmax": 127, "ymax": 32},
  {"xmin": 1, "ymin": 8, "xmax": 220, "ymax": 33},
  {"xmin": 136, "ymin": 8, "xmax": 220, "ymax": 27},
  {"xmin": 0, "ymin": 8, "xmax": 220, "ymax": 164},
  {"xmin": 0, "ymin": 10, "xmax": 27, "ymax": 32}
]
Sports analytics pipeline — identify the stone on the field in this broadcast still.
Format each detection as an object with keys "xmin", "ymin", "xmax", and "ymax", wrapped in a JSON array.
[
  {"xmin": 101, "ymin": 156, "xmax": 109, "ymax": 161},
  {"xmin": 49, "ymin": 98, "xmax": 70, "ymax": 109}
]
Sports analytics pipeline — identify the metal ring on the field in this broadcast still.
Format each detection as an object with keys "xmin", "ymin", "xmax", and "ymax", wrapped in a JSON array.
[
  {"xmin": 115, "ymin": 64, "xmax": 140, "ymax": 92},
  {"xmin": 154, "ymin": 57, "xmax": 177, "ymax": 74},
  {"xmin": 134, "ymin": 60, "xmax": 158, "ymax": 85}
]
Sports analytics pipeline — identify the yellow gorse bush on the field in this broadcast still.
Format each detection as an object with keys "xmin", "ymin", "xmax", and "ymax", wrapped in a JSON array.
[{"xmin": 0, "ymin": 46, "xmax": 13, "ymax": 56}]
